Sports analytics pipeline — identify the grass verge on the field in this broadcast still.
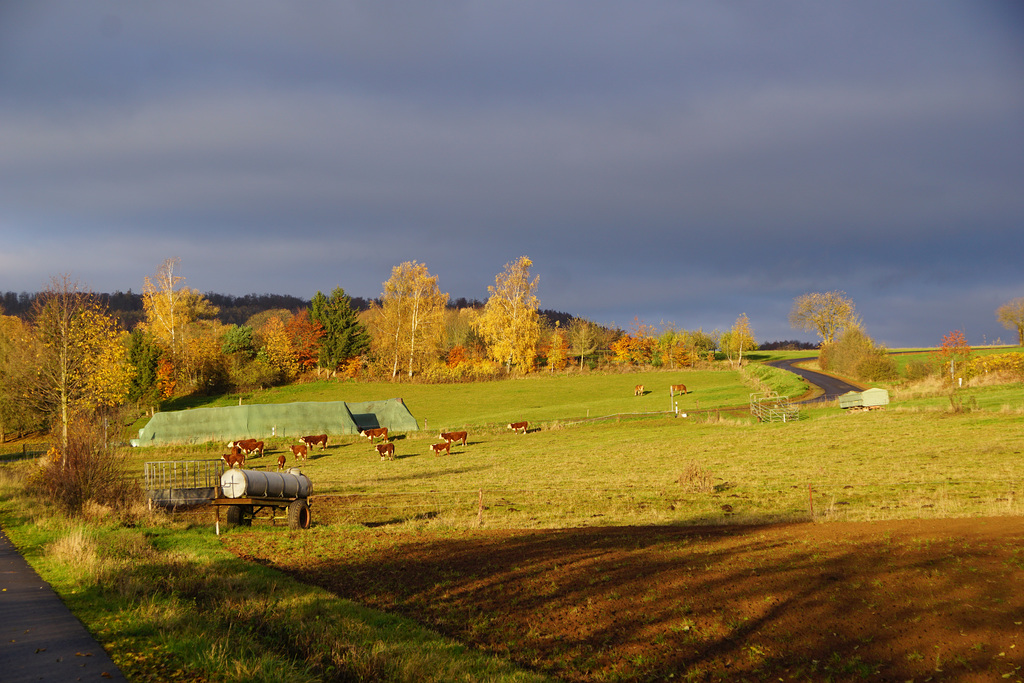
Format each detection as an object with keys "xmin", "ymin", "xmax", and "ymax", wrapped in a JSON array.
[{"xmin": 0, "ymin": 465, "xmax": 551, "ymax": 683}]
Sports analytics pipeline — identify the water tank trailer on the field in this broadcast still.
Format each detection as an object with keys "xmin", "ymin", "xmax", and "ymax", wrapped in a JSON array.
[{"xmin": 214, "ymin": 468, "xmax": 313, "ymax": 530}]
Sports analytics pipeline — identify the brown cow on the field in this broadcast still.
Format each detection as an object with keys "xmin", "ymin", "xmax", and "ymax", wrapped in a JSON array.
[
  {"xmin": 289, "ymin": 443, "xmax": 308, "ymax": 461},
  {"xmin": 376, "ymin": 442, "xmax": 395, "ymax": 461},
  {"xmin": 300, "ymin": 434, "xmax": 328, "ymax": 450},
  {"xmin": 230, "ymin": 438, "xmax": 264, "ymax": 457},
  {"xmin": 222, "ymin": 446, "xmax": 245, "ymax": 469},
  {"xmin": 439, "ymin": 430, "xmax": 468, "ymax": 447},
  {"xmin": 507, "ymin": 421, "xmax": 528, "ymax": 434},
  {"xmin": 634, "ymin": 384, "xmax": 644, "ymax": 396},
  {"xmin": 670, "ymin": 384, "xmax": 687, "ymax": 395},
  {"xmin": 430, "ymin": 441, "xmax": 451, "ymax": 456},
  {"xmin": 359, "ymin": 427, "xmax": 389, "ymax": 443},
  {"xmin": 277, "ymin": 454, "xmax": 287, "ymax": 471}
]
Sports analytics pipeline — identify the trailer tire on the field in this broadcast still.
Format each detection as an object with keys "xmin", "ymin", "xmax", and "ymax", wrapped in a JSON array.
[
  {"xmin": 226, "ymin": 504, "xmax": 252, "ymax": 527},
  {"xmin": 288, "ymin": 499, "xmax": 311, "ymax": 530}
]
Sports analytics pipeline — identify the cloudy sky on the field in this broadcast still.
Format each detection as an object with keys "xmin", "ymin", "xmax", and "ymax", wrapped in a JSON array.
[{"xmin": 2, "ymin": 2, "xmax": 1022, "ymax": 347}]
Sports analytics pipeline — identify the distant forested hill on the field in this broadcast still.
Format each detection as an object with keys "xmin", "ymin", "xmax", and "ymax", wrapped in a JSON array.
[{"xmin": 2, "ymin": 290, "xmax": 580, "ymax": 332}]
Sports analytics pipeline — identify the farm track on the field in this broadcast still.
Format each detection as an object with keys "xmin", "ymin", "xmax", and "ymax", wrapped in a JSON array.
[{"xmin": 767, "ymin": 357, "xmax": 862, "ymax": 402}]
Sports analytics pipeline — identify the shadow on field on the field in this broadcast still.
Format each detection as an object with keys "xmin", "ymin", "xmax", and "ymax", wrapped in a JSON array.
[{"xmin": 227, "ymin": 519, "xmax": 1024, "ymax": 682}]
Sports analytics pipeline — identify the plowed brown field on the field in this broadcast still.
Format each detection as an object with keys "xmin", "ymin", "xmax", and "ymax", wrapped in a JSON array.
[{"xmin": 225, "ymin": 517, "xmax": 1024, "ymax": 682}]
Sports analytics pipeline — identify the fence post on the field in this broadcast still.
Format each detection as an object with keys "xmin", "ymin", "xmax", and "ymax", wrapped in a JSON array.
[
  {"xmin": 808, "ymin": 483, "xmax": 814, "ymax": 519},
  {"xmin": 477, "ymin": 489, "xmax": 484, "ymax": 527}
]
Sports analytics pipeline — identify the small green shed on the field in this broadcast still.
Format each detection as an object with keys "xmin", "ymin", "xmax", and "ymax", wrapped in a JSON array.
[{"xmin": 839, "ymin": 388, "xmax": 890, "ymax": 409}]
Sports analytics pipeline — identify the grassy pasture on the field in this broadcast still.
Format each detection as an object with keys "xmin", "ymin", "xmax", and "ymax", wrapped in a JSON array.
[
  {"xmin": 148, "ymin": 368, "xmax": 756, "ymax": 435},
  {"xmin": 4, "ymin": 364, "xmax": 1024, "ymax": 682},
  {"xmin": 126, "ymin": 366, "xmax": 1024, "ymax": 528}
]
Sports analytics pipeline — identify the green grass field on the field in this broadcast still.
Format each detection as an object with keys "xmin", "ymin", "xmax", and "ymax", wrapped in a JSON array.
[{"xmin": 123, "ymin": 364, "xmax": 1024, "ymax": 528}]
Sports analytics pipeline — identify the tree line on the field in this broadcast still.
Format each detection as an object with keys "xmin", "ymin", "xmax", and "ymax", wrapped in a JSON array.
[{"xmin": 5, "ymin": 258, "xmax": 1021, "ymax": 450}]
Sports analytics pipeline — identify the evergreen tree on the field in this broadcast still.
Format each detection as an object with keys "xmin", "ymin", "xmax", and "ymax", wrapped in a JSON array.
[
  {"xmin": 310, "ymin": 287, "xmax": 370, "ymax": 370},
  {"xmin": 127, "ymin": 329, "xmax": 161, "ymax": 402}
]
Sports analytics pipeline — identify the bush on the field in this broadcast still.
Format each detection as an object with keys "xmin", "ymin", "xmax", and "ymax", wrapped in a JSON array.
[
  {"xmin": 228, "ymin": 358, "xmax": 282, "ymax": 391},
  {"xmin": 821, "ymin": 325, "xmax": 895, "ymax": 382},
  {"xmin": 30, "ymin": 417, "xmax": 140, "ymax": 515},
  {"xmin": 855, "ymin": 355, "xmax": 898, "ymax": 382},
  {"xmin": 904, "ymin": 359, "xmax": 934, "ymax": 381}
]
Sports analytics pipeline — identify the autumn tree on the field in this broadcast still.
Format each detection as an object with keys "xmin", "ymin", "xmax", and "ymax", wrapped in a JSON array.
[
  {"xmin": 610, "ymin": 319, "xmax": 658, "ymax": 366},
  {"xmin": 284, "ymin": 310, "xmax": 325, "ymax": 372},
  {"xmin": 29, "ymin": 276, "xmax": 134, "ymax": 455},
  {"xmin": 258, "ymin": 315, "xmax": 300, "ymax": 381},
  {"xmin": 474, "ymin": 256, "xmax": 542, "ymax": 372},
  {"xmin": 0, "ymin": 310, "xmax": 45, "ymax": 441},
  {"xmin": 566, "ymin": 317, "xmax": 600, "ymax": 369},
  {"xmin": 546, "ymin": 324, "xmax": 569, "ymax": 371},
  {"xmin": 996, "ymin": 297, "xmax": 1024, "ymax": 346},
  {"xmin": 789, "ymin": 291, "xmax": 857, "ymax": 344},
  {"xmin": 719, "ymin": 313, "xmax": 757, "ymax": 368},
  {"xmin": 370, "ymin": 261, "xmax": 449, "ymax": 378},
  {"xmin": 141, "ymin": 258, "xmax": 219, "ymax": 360},
  {"xmin": 310, "ymin": 287, "xmax": 369, "ymax": 370},
  {"xmin": 934, "ymin": 330, "xmax": 972, "ymax": 383}
]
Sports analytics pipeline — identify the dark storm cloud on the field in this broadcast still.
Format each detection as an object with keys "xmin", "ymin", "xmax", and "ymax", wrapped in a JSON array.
[{"xmin": 1, "ymin": 1, "xmax": 1022, "ymax": 347}]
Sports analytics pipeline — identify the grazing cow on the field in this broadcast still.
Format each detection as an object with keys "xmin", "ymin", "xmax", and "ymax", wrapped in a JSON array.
[
  {"xmin": 439, "ymin": 430, "xmax": 468, "ymax": 447},
  {"xmin": 277, "ymin": 454, "xmax": 286, "ymax": 471},
  {"xmin": 507, "ymin": 421, "xmax": 528, "ymax": 434},
  {"xmin": 231, "ymin": 438, "xmax": 264, "ymax": 457},
  {"xmin": 634, "ymin": 384, "xmax": 644, "ymax": 396},
  {"xmin": 430, "ymin": 441, "xmax": 451, "ymax": 456},
  {"xmin": 376, "ymin": 442, "xmax": 395, "ymax": 461},
  {"xmin": 670, "ymin": 384, "xmax": 687, "ymax": 395},
  {"xmin": 223, "ymin": 446, "xmax": 245, "ymax": 469},
  {"xmin": 300, "ymin": 434, "xmax": 328, "ymax": 450},
  {"xmin": 289, "ymin": 443, "xmax": 308, "ymax": 461},
  {"xmin": 359, "ymin": 427, "xmax": 389, "ymax": 443}
]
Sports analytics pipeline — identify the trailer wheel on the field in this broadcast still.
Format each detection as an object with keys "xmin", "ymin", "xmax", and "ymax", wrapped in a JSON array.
[
  {"xmin": 226, "ymin": 504, "xmax": 252, "ymax": 527},
  {"xmin": 288, "ymin": 499, "xmax": 311, "ymax": 530}
]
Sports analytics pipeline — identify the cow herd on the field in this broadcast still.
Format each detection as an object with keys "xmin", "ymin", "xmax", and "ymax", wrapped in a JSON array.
[
  {"xmin": 219, "ymin": 380, "xmax": 690, "ymax": 469},
  {"xmin": 218, "ymin": 426, "xmax": 475, "ymax": 467}
]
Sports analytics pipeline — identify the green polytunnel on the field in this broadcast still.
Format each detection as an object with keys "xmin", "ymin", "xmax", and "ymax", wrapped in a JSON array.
[{"xmin": 131, "ymin": 398, "xmax": 419, "ymax": 446}]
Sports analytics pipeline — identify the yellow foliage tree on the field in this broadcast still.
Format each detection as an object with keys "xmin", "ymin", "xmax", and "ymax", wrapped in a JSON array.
[
  {"xmin": 474, "ymin": 256, "xmax": 541, "ymax": 372},
  {"xmin": 142, "ymin": 257, "xmax": 219, "ymax": 360},
  {"xmin": 259, "ymin": 315, "xmax": 300, "ymax": 381},
  {"xmin": 546, "ymin": 326, "xmax": 569, "ymax": 371},
  {"xmin": 720, "ymin": 313, "xmax": 757, "ymax": 368},
  {"xmin": 370, "ymin": 261, "xmax": 449, "ymax": 378},
  {"xmin": 30, "ymin": 276, "xmax": 134, "ymax": 455}
]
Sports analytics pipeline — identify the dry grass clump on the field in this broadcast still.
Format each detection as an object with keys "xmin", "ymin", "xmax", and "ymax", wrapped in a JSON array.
[{"xmin": 678, "ymin": 461, "xmax": 714, "ymax": 493}]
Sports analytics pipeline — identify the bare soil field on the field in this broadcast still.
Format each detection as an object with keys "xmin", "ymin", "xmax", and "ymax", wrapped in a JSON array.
[{"xmin": 225, "ymin": 516, "xmax": 1024, "ymax": 682}]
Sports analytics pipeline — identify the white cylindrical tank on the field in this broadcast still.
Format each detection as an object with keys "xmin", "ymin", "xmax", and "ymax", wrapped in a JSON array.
[{"xmin": 220, "ymin": 468, "xmax": 312, "ymax": 499}]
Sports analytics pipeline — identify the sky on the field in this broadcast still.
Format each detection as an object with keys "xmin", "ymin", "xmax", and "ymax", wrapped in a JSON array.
[{"xmin": 1, "ymin": 2, "xmax": 1022, "ymax": 348}]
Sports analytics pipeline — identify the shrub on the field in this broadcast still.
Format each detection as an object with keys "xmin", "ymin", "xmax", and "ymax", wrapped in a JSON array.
[
  {"xmin": 228, "ymin": 358, "xmax": 282, "ymax": 391},
  {"xmin": 855, "ymin": 354, "xmax": 898, "ymax": 382},
  {"xmin": 904, "ymin": 359, "xmax": 934, "ymax": 381},
  {"xmin": 821, "ymin": 325, "xmax": 895, "ymax": 381},
  {"xmin": 30, "ymin": 416, "xmax": 141, "ymax": 515},
  {"xmin": 965, "ymin": 352, "xmax": 1024, "ymax": 380}
]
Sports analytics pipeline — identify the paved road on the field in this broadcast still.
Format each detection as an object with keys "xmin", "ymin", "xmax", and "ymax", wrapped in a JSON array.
[
  {"xmin": 0, "ymin": 526, "xmax": 127, "ymax": 682},
  {"xmin": 767, "ymin": 358, "xmax": 862, "ymax": 403}
]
